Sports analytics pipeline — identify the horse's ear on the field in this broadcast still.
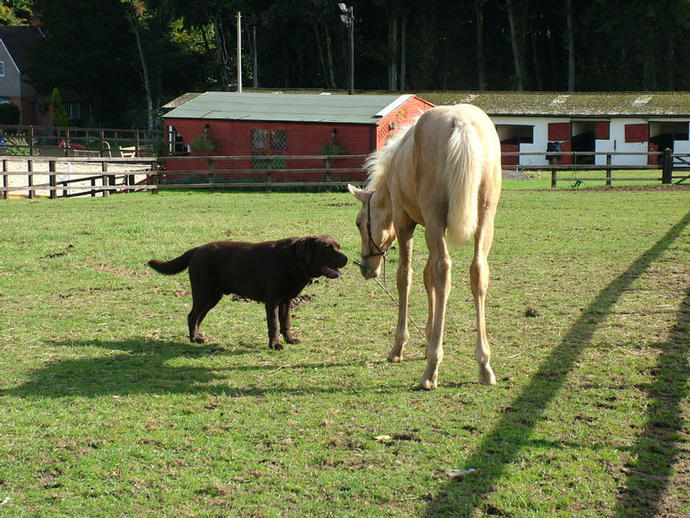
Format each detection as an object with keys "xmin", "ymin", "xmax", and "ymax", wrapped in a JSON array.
[{"xmin": 347, "ymin": 184, "xmax": 370, "ymax": 203}]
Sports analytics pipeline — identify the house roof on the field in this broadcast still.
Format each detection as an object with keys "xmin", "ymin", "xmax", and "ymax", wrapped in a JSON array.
[
  {"xmin": 419, "ymin": 91, "xmax": 690, "ymax": 118},
  {"xmin": 163, "ymin": 91, "xmax": 420, "ymax": 124},
  {"xmin": 0, "ymin": 25, "xmax": 43, "ymax": 73}
]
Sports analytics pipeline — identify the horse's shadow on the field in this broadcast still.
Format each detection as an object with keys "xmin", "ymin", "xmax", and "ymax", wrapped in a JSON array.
[
  {"xmin": 425, "ymin": 210, "xmax": 690, "ymax": 517},
  {"xmin": 4, "ymin": 337, "xmax": 382, "ymax": 399}
]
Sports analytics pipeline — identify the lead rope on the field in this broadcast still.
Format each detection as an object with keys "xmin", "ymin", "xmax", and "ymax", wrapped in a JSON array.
[{"xmin": 354, "ymin": 194, "xmax": 426, "ymax": 338}]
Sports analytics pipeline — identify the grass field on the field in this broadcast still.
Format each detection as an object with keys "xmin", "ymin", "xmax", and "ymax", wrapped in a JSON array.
[{"xmin": 1, "ymin": 182, "xmax": 689, "ymax": 517}]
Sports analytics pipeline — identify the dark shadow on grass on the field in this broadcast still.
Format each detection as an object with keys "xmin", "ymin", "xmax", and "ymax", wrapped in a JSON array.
[
  {"xmin": 4, "ymin": 337, "xmax": 390, "ymax": 398},
  {"xmin": 426, "ymin": 210, "xmax": 690, "ymax": 517},
  {"xmin": 614, "ymin": 286, "xmax": 689, "ymax": 517}
]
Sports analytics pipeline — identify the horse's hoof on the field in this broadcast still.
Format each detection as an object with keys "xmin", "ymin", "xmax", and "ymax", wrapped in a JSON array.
[
  {"xmin": 420, "ymin": 377, "xmax": 437, "ymax": 390},
  {"xmin": 269, "ymin": 342, "xmax": 283, "ymax": 350},
  {"xmin": 478, "ymin": 365, "xmax": 496, "ymax": 385},
  {"xmin": 387, "ymin": 353, "xmax": 403, "ymax": 363}
]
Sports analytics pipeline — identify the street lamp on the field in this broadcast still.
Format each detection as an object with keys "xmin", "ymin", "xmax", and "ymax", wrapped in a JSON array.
[{"xmin": 338, "ymin": 3, "xmax": 354, "ymax": 95}]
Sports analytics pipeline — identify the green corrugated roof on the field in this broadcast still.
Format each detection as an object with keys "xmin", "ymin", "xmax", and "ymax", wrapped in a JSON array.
[
  {"xmin": 163, "ymin": 91, "xmax": 413, "ymax": 124},
  {"xmin": 419, "ymin": 91, "xmax": 690, "ymax": 117}
]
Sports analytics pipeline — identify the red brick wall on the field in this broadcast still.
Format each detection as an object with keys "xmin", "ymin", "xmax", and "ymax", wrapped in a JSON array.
[
  {"xmin": 164, "ymin": 118, "xmax": 374, "ymax": 181},
  {"xmin": 375, "ymin": 96, "xmax": 434, "ymax": 149}
]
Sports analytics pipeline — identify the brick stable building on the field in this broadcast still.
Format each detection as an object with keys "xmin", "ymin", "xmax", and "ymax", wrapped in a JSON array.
[{"xmin": 161, "ymin": 91, "xmax": 434, "ymax": 182}]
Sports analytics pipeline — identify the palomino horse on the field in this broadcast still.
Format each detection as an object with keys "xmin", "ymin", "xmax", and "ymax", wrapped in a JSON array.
[{"xmin": 348, "ymin": 104, "xmax": 501, "ymax": 389}]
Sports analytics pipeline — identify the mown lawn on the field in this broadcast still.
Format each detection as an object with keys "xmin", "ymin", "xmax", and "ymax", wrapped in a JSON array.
[{"xmin": 0, "ymin": 184, "xmax": 688, "ymax": 517}]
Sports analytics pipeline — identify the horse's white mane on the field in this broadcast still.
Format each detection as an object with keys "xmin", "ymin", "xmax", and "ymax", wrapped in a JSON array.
[{"xmin": 364, "ymin": 124, "xmax": 415, "ymax": 192}]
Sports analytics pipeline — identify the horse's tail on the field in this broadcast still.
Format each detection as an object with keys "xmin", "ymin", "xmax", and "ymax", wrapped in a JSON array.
[
  {"xmin": 148, "ymin": 248, "xmax": 196, "ymax": 275},
  {"xmin": 444, "ymin": 114, "xmax": 483, "ymax": 246}
]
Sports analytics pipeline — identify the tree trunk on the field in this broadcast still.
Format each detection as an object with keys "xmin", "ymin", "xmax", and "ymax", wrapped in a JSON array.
[
  {"xmin": 474, "ymin": 0, "xmax": 486, "ymax": 90},
  {"xmin": 506, "ymin": 0, "xmax": 524, "ymax": 90},
  {"xmin": 566, "ymin": 0, "xmax": 575, "ymax": 91},
  {"xmin": 127, "ymin": 12, "xmax": 154, "ymax": 130},
  {"xmin": 388, "ymin": 12, "xmax": 398, "ymax": 91},
  {"xmin": 313, "ymin": 22, "xmax": 329, "ymax": 88},
  {"xmin": 400, "ymin": 12, "xmax": 407, "ymax": 91},
  {"xmin": 667, "ymin": 32, "xmax": 675, "ymax": 90},
  {"xmin": 212, "ymin": 14, "xmax": 230, "ymax": 91},
  {"xmin": 323, "ymin": 23, "xmax": 337, "ymax": 90},
  {"xmin": 531, "ymin": 32, "xmax": 543, "ymax": 91}
]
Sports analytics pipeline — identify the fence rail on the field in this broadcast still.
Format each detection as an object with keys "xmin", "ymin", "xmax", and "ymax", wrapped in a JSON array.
[
  {"xmin": 1, "ymin": 150, "xmax": 688, "ymax": 199},
  {"xmin": 506, "ymin": 148, "xmax": 682, "ymax": 187},
  {"xmin": 0, "ymin": 124, "xmax": 162, "ymax": 158}
]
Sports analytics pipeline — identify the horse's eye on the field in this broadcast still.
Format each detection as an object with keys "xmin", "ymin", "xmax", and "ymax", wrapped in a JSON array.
[{"xmin": 356, "ymin": 220, "xmax": 361, "ymax": 229}]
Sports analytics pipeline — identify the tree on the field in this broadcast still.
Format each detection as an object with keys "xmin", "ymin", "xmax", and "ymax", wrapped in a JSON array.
[
  {"xmin": 0, "ymin": 0, "xmax": 33, "ymax": 25},
  {"xmin": 566, "ymin": 0, "xmax": 574, "ymax": 91},
  {"xmin": 505, "ymin": 0, "xmax": 525, "ymax": 90},
  {"xmin": 51, "ymin": 87, "xmax": 68, "ymax": 127},
  {"xmin": 122, "ymin": 1, "xmax": 154, "ymax": 129}
]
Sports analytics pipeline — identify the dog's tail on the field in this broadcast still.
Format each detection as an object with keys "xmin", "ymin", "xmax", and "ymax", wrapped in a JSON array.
[{"xmin": 148, "ymin": 248, "xmax": 196, "ymax": 275}]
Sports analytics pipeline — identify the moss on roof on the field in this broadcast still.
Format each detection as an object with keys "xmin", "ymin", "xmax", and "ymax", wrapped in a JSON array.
[{"xmin": 417, "ymin": 91, "xmax": 690, "ymax": 117}]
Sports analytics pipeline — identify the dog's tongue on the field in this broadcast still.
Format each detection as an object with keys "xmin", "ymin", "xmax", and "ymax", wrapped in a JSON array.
[{"xmin": 322, "ymin": 266, "xmax": 342, "ymax": 279}]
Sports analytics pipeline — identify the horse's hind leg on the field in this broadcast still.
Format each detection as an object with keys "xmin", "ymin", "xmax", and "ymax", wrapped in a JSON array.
[
  {"xmin": 421, "ymin": 223, "xmax": 452, "ymax": 390},
  {"xmin": 470, "ymin": 202, "xmax": 498, "ymax": 385},
  {"xmin": 423, "ymin": 256, "xmax": 436, "ymax": 344}
]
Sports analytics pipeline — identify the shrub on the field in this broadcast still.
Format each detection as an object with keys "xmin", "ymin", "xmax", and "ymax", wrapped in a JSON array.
[
  {"xmin": 1, "ymin": 135, "xmax": 31, "ymax": 156},
  {"xmin": 321, "ymin": 139, "xmax": 346, "ymax": 156},
  {"xmin": 190, "ymin": 133, "xmax": 220, "ymax": 155}
]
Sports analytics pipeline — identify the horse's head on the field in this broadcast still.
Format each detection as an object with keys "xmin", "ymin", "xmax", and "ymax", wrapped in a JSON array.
[{"xmin": 348, "ymin": 184, "xmax": 396, "ymax": 279}]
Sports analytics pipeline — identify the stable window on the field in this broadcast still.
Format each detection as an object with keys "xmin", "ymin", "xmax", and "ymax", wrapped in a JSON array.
[
  {"xmin": 497, "ymin": 124, "xmax": 533, "ymax": 144},
  {"xmin": 251, "ymin": 129, "xmax": 286, "ymax": 169},
  {"xmin": 0, "ymin": 61, "xmax": 4, "ymax": 77}
]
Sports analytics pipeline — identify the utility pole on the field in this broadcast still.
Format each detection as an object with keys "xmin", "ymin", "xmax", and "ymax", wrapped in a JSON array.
[
  {"xmin": 338, "ymin": 3, "xmax": 354, "ymax": 95},
  {"xmin": 237, "ymin": 11, "xmax": 242, "ymax": 92}
]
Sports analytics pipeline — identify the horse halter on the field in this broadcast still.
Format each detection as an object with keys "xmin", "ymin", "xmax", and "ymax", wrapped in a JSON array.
[{"xmin": 361, "ymin": 194, "xmax": 388, "ymax": 261}]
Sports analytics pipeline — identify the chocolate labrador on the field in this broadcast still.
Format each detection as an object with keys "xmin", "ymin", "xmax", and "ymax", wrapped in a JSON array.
[{"xmin": 148, "ymin": 235, "xmax": 348, "ymax": 349}]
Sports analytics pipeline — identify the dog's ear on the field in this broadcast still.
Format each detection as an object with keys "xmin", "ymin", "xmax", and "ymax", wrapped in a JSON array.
[{"xmin": 295, "ymin": 237, "xmax": 316, "ymax": 266}]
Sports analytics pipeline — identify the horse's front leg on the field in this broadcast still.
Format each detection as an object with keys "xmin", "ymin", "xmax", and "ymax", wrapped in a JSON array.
[
  {"xmin": 388, "ymin": 227, "xmax": 414, "ymax": 363},
  {"xmin": 421, "ymin": 224, "xmax": 452, "ymax": 390}
]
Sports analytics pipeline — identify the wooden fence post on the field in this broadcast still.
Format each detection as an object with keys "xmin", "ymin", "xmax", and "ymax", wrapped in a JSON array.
[
  {"xmin": 29, "ymin": 126, "xmax": 35, "ymax": 156},
  {"xmin": 551, "ymin": 167, "xmax": 557, "ymax": 188},
  {"xmin": 2, "ymin": 159, "xmax": 7, "ymax": 200},
  {"xmin": 606, "ymin": 154, "xmax": 612, "ymax": 186},
  {"xmin": 49, "ymin": 160, "xmax": 56, "ymax": 199},
  {"xmin": 102, "ymin": 160, "xmax": 109, "ymax": 197},
  {"xmin": 662, "ymin": 147, "xmax": 672, "ymax": 184},
  {"xmin": 208, "ymin": 158, "xmax": 215, "ymax": 193},
  {"xmin": 27, "ymin": 159, "xmax": 34, "ymax": 199}
]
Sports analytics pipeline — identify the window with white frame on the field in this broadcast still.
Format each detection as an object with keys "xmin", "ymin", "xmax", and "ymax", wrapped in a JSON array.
[
  {"xmin": 0, "ymin": 61, "xmax": 5, "ymax": 77},
  {"xmin": 65, "ymin": 103, "xmax": 80, "ymax": 120}
]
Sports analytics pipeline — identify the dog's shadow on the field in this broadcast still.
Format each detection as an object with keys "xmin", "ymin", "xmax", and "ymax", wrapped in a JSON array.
[{"xmin": 4, "ymin": 337, "xmax": 383, "ymax": 398}]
